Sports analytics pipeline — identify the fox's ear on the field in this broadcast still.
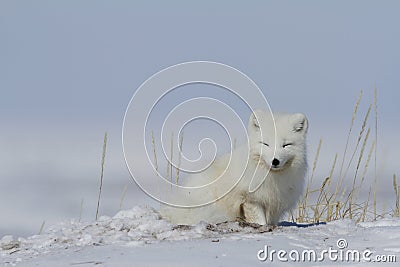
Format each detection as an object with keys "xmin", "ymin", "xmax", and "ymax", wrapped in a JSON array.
[
  {"xmin": 291, "ymin": 113, "xmax": 308, "ymax": 133},
  {"xmin": 249, "ymin": 110, "xmax": 262, "ymax": 130}
]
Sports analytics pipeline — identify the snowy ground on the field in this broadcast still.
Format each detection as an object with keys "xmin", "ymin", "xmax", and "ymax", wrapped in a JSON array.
[{"xmin": 1, "ymin": 206, "xmax": 399, "ymax": 266}]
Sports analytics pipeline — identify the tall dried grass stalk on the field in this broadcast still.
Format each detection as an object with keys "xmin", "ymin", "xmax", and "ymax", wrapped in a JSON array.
[
  {"xmin": 95, "ymin": 132, "xmax": 107, "ymax": 221},
  {"xmin": 299, "ymin": 138, "xmax": 322, "ymax": 221},
  {"xmin": 337, "ymin": 90, "xmax": 363, "ymax": 198},
  {"xmin": 170, "ymin": 132, "xmax": 174, "ymax": 187},
  {"xmin": 373, "ymin": 85, "xmax": 378, "ymax": 220},
  {"xmin": 151, "ymin": 130, "xmax": 159, "ymax": 175},
  {"xmin": 342, "ymin": 104, "xmax": 371, "ymax": 181},
  {"xmin": 176, "ymin": 132, "xmax": 184, "ymax": 185},
  {"xmin": 38, "ymin": 221, "xmax": 46, "ymax": 235},
  {"xmin": 119, "ymin": 184, "xmax": 129, "ymax": 210},
  {"xmin": 339, "ymin": 90, "xmax": 362, "ymax": 179},
  {"xmin": 393, "ymin": 174, "xmax": 399, "ymax": 217}
]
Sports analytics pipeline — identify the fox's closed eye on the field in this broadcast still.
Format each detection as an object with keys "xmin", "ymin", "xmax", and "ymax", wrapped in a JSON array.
[
  {"xmin": 283, "ymin": 143, "xmax": 293, "ymax": 148},
  {"xmin": 260, "ymin": 142, "xmax": 269, "ymax": 147}
]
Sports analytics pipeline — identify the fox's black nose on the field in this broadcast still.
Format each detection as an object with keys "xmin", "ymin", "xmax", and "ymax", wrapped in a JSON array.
[{"xmin": 272, "ymin": 158, "xmax": 280, "ymax": 167}]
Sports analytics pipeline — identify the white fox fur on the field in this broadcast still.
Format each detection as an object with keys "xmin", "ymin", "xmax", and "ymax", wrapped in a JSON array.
[{"xmin": 161, "ymin": 110, "xmax": 308, "ymax": 225}]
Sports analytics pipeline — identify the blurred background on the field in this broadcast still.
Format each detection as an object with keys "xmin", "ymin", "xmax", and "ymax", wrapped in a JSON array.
[{"xmin": 1, "ymin": 0, "xmax": 399, "ymax": 237}]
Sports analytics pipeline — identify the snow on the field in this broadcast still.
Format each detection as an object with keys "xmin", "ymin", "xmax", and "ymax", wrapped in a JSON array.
[{"xmin": 1, "ymin": 206, "xmax": 400, "ymax": 266}]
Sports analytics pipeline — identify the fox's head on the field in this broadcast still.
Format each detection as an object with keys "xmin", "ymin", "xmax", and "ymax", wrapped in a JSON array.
[{"xmin": 247, "ymin": 110, "xmax": 308, "ymax": 172}]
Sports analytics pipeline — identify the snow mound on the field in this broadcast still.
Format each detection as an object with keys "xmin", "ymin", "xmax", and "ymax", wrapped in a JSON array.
[
  {"xmin": 0, "ymin": 206, "xmax": 278, "ymax": 265},
  {"xmin": 2, "ymin": 206, "xmax": 400, "ymax": 266}
]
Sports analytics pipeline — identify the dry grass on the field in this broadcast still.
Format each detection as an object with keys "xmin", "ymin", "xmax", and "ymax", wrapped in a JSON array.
[
  {"xmin": 176, "ymin": 132, "xmax": 184, "ymax": 185},
  {"xmin": 79, "ymin": 198, "xmax": 84, "ymax": 222},
  {"xmin": 151, "ymin": 131, "xmax": 184, "ymax": 196},
  {"xmin": 394, "ymin": 174, "xmax": 400, "ymax": 217},
  {"xmin": 119, "ymin": 184, "xmax": 129, "ymax": 210},
  {"xmin": 373, "ymin": 85, "xmax": 378, "ymax": 220},
  {"xmin": 296, "ymin": 88, "xmax": 398, "ymax": 224},
  {"xmin": 38, "ymin": 221, "xmax": 46, "ymax": 235},
  {"xmin": 164, "ymin": 132, "xmax": 174, "ymax": 190},
  {"xmin": 95, "ymin": 132, "xmax": 107, "ymax": 221},
  {"xmin": 151, "ymin": 130, "xmax": 159, "ymax": 175}
]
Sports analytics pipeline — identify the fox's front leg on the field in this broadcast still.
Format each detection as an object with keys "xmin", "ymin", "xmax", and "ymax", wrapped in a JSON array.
[{"xmin": 241, "ymin": 202, "xmax": 266, "ymax": 225}]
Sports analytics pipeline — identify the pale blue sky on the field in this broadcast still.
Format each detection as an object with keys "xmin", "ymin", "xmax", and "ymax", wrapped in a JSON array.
[
  {"xmin": 1, "ymin": 1, "xmax": 399, "ymax": 236},
  {"xmin": 1, "ymin": 1, "xmax": 399, "ymax": 124}
]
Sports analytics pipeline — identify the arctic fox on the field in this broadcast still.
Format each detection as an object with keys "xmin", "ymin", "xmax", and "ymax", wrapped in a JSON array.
[{"xmin": 161, "ymin": 110, "xmax": 308, "ymax": 226}]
